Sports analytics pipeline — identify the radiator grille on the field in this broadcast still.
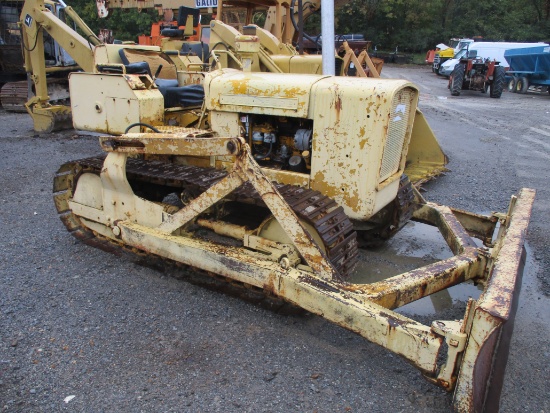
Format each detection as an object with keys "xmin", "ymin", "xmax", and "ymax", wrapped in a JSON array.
[{"xmin": 379, "ymin": 88, "xmax": 415, "ymax": 183}]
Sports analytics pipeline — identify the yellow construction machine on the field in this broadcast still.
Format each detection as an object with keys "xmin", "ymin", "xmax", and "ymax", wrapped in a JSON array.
[
  {"xmin": 98, "ymin": 0, "xmax": 377, "ymax": 77},
  {"xmin": 18, "ymin": 0, "xmax": 104, "ymax": 132},
  {"xmin": 20, "ymin": 0, "xmax": 445, "ymax": 183},
  {"xmin": 0, "ymin": 0, "xmax": 94, "ymax": 114},
  {"xmin": 18, "ymin": 3, "xmax": 535, "ymax": 410}
]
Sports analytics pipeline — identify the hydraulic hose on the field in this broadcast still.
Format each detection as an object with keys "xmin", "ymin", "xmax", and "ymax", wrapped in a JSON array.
[
  {"xmin": 124, "ymin": 123, "xmax": 161, "ymax": 134},
  {"xmin": 289, "ymin": 0, "xmax": 321, "ymax": 52},
  {"xmin": 253, "ymin": 142, "xmax": 273, "ymax": 160}
]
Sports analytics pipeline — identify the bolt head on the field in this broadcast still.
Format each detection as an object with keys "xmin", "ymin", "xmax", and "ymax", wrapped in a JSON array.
[
  {"xmin": 227, "ymin": 141, "xmax": 236, "ymax": 154},
  {"xmin": 279, "ymin": 256, "xmax": 290, "ymax": 270}
]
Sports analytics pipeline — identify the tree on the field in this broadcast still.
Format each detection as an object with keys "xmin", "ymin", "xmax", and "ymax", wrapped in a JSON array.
[
  {"xmin": 66, "ymin": 0, "xmax": 550, "ymax": 50},
  {"xmin": 335, "ymin": 0, "xmax": 550, "ymax": 52},
  {"xmin": 68, "ymin": 0, "xmax": 157, "ymax": 41}
]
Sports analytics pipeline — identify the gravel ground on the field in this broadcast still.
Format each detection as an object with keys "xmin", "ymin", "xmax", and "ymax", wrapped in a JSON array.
[{"xmin": 1, "ymin": 65, "xmax": 549, "ymax": 412}]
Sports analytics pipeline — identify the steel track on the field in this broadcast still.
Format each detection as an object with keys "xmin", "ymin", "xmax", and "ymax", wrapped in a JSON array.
[{"xmin": 54, "ymin": 156, "xmax": 359, "ymax": 279}]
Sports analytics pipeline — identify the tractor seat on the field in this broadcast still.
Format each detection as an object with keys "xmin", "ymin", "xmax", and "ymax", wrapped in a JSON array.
[
  {"xmin": 161, "ymin": 28, "xmax": 197, "ymax": 37},
  {"xmin": 97, "ymin": 60, "xmax": 151, "ymax": 76},
  {"xmin": 118, "ymin": 48, "xmax": 177, "ymax": 79},
  {"xmin": 154, "ymin": 79, "xmax": 204, "ymax": 108},
  {"xmin": 117, "ymin": 48, "xmax": 203, "ymax": 108},
  {"xmin": 123, "ymin": 61, "xmax": 151, "ymax": 76},
  {"xmin": 180, "ymin": 42, "xmax": 209, "ymax": 62}
]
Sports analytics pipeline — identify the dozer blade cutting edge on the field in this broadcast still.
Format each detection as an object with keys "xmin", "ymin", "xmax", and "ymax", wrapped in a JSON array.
[{"xmin": 53, "ymin": 131, "xmax": 534, "ymax": 413}]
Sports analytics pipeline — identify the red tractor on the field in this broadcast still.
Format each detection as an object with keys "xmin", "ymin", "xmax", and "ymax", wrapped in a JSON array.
[{"xmin": 449, "ymin": 51, "xmax": 506, "ymax": 98}]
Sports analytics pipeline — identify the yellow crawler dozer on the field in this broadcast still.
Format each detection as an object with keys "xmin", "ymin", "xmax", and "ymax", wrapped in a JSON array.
[
  {"xmin": 17, "ymin": 1, "xmax": 532, "ymax": 410},
  {"xmin": 54, "ymin": 54, "xmax": 534, "ymax": 412}
]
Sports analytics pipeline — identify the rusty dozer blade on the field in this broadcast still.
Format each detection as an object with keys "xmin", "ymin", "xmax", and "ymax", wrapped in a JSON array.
[
  {"xmin": 452, "ymin": 191, "xmax": 533, "ymax": 412},
  {"xmin": 56, "ymin": 131, "xmax": 534, "ymax": 413},
  {"xmin": 406, "ymin": 109, "xmax": 449, "ymax": 185}
]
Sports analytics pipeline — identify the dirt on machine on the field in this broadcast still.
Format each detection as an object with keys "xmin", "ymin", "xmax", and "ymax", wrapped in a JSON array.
[{"xmin": 12, "ymin": 1, "xmax": 536, "ymax": 411}]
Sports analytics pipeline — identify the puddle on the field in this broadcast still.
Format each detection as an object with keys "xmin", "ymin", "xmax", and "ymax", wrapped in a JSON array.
[
  {"xmin": 350, "ymin": 221, "xmax": 453, "ymax": 285},
  {"xmin": 347, "ymin": 221, "xmax": 541, "ymax": 317},
  {"xmin": 397, "ymin": 280, "xmax": 482, "ymax": 317}
]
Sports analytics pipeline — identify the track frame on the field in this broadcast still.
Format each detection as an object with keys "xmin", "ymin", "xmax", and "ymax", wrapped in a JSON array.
[{"xmin": 55, "ymin": 131, "xmax": 535, "ymax": 412}]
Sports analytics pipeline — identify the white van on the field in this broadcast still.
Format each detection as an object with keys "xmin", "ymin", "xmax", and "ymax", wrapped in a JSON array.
[{"xmin": 439, "ymin": 42, "xmax": 549, "ymax": 76}]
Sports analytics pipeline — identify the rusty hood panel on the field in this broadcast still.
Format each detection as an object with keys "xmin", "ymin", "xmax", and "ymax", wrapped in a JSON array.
[{"xmin": 205, "ymin": 69, "xmax": 325, "ymax": 118}]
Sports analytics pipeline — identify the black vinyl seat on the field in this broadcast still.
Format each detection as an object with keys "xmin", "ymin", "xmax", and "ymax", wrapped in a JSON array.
[
  {"xmin": 96, "ymin": 61, "xmax": 151, "ymax": 75},
  {"xmin": 117, "ymin": 48, "xmax": 204, "ymax": 108},
  {"xmin": 161, "ymin": 28, "xmax": 185, "ymax": 37},
  {"xmin": 154, "ymin": 79, "xmax": 204, "ymax": 108},
  {"xmin": 117, "ymin": 49, "xmax": 152, "ymax": 76},
  {"xmin": 97, "ymin": 54, "xmax": 151, "ymax": 76},
  {"xmin": 124, "ymin": 61, "xmax": 151, "ymax": 75}
]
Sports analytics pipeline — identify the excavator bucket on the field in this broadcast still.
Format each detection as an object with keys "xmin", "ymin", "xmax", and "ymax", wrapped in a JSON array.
[
  {"xmin": 26, "ymin": 102, "xmax": 72, "ymax": 133},
  {"xmin": 405, "ymin": 108, "xmax": 449, "ymax": 185}
]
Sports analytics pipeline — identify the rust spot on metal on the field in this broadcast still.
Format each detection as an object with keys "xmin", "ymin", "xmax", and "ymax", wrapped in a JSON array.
[
  {"xmin": 335, "ymin": 94, "xmax": 342, "ymax": 123},
  {"xmin": 229, "ymin": 79, "xmax": 250, "ymax": 95},
  {"xmin": 283, "ymin": 87, "xmax": 307, "ymax": 98},
  {"xmin": 380, "ymin": 311, "xmax": 410, "ymax": 329},
  {"xmin": 298, "ymin": 275, "xmax": 341, "ymax": 294},
  {"xmin": 264, "ymin": 273, "xmax": 277, "ymax": 295},
  {"xmin": 103, "ymin": 139, "xmax": 145, "ymax": 152}
]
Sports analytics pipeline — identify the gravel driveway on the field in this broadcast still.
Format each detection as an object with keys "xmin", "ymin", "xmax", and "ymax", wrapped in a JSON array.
[{"xmin": 1, "ymin": 65, "xmax": 549, "ymax": 412}]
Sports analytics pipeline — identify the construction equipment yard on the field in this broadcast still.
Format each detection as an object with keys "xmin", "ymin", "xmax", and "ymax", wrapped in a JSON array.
[{"xmin": 1, "ymin": 64, "xmax": 549, "ymax": 412}]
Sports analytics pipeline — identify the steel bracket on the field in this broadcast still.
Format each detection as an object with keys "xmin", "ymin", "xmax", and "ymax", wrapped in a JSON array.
[{"xmin": 429, "ymin": 319, "xmax": 468, "ymax": 390}]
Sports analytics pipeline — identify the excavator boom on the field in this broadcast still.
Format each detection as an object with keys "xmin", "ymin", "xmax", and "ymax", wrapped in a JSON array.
[{"xmin": 19, "ymin": 0, "xmax": 96, "ymax": 132}]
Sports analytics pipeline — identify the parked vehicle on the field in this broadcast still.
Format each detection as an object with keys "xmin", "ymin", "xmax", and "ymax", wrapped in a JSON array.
[
  {"xmin": 439, "ymin": 42, "xmax": 548, "ymax": 77},
  {"xmin": 18, "ymin": 2, "xmax": 536, "ymax": 412},
  {"xmin": 431, "ymin": 38, "xmax": 473, "ymax": 75},
  {"xmin": 448, "ymin": 49, "xmax": 506, "ymax": 98},
  {"xmin": 1, "ymin": 0, "xmax": 100, "ymax": 119},
  {"xmin": 505, "ymin": 45, "xmax": 550, "ymax": 94}
]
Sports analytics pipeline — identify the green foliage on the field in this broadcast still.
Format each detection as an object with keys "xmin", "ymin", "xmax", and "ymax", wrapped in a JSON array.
[
  {"xmin": 335, "ymin": 0, "xmax": 550, "ymax": 52},
  {"xmin": 67, "ymin": 0, "xmax": 157, "ymax": 41},
  {"xmin": 65, "ymin": 0, "xmax": 550, "ymax": 50}
]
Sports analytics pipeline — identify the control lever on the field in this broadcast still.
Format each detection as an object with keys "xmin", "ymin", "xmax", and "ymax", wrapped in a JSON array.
[{"xmin": 153, "ymin": 64, "xmax": 163, "ymax": 80}]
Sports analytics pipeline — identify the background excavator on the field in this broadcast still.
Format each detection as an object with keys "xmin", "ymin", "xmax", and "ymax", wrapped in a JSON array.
[
  {"xmin": 12, "ymin": 5, "xmax": 536, "ymax": 411},
  {"xmin": 5, "ymin": 0, "xmax": 103, "ymax": 129},
  {"xmin": 98, "ymin": 0, "xmax": 382, "ymax": 73},
  {"xmin": 0, "ymin": 0, "xmax": 86, "ymax": 112}
]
